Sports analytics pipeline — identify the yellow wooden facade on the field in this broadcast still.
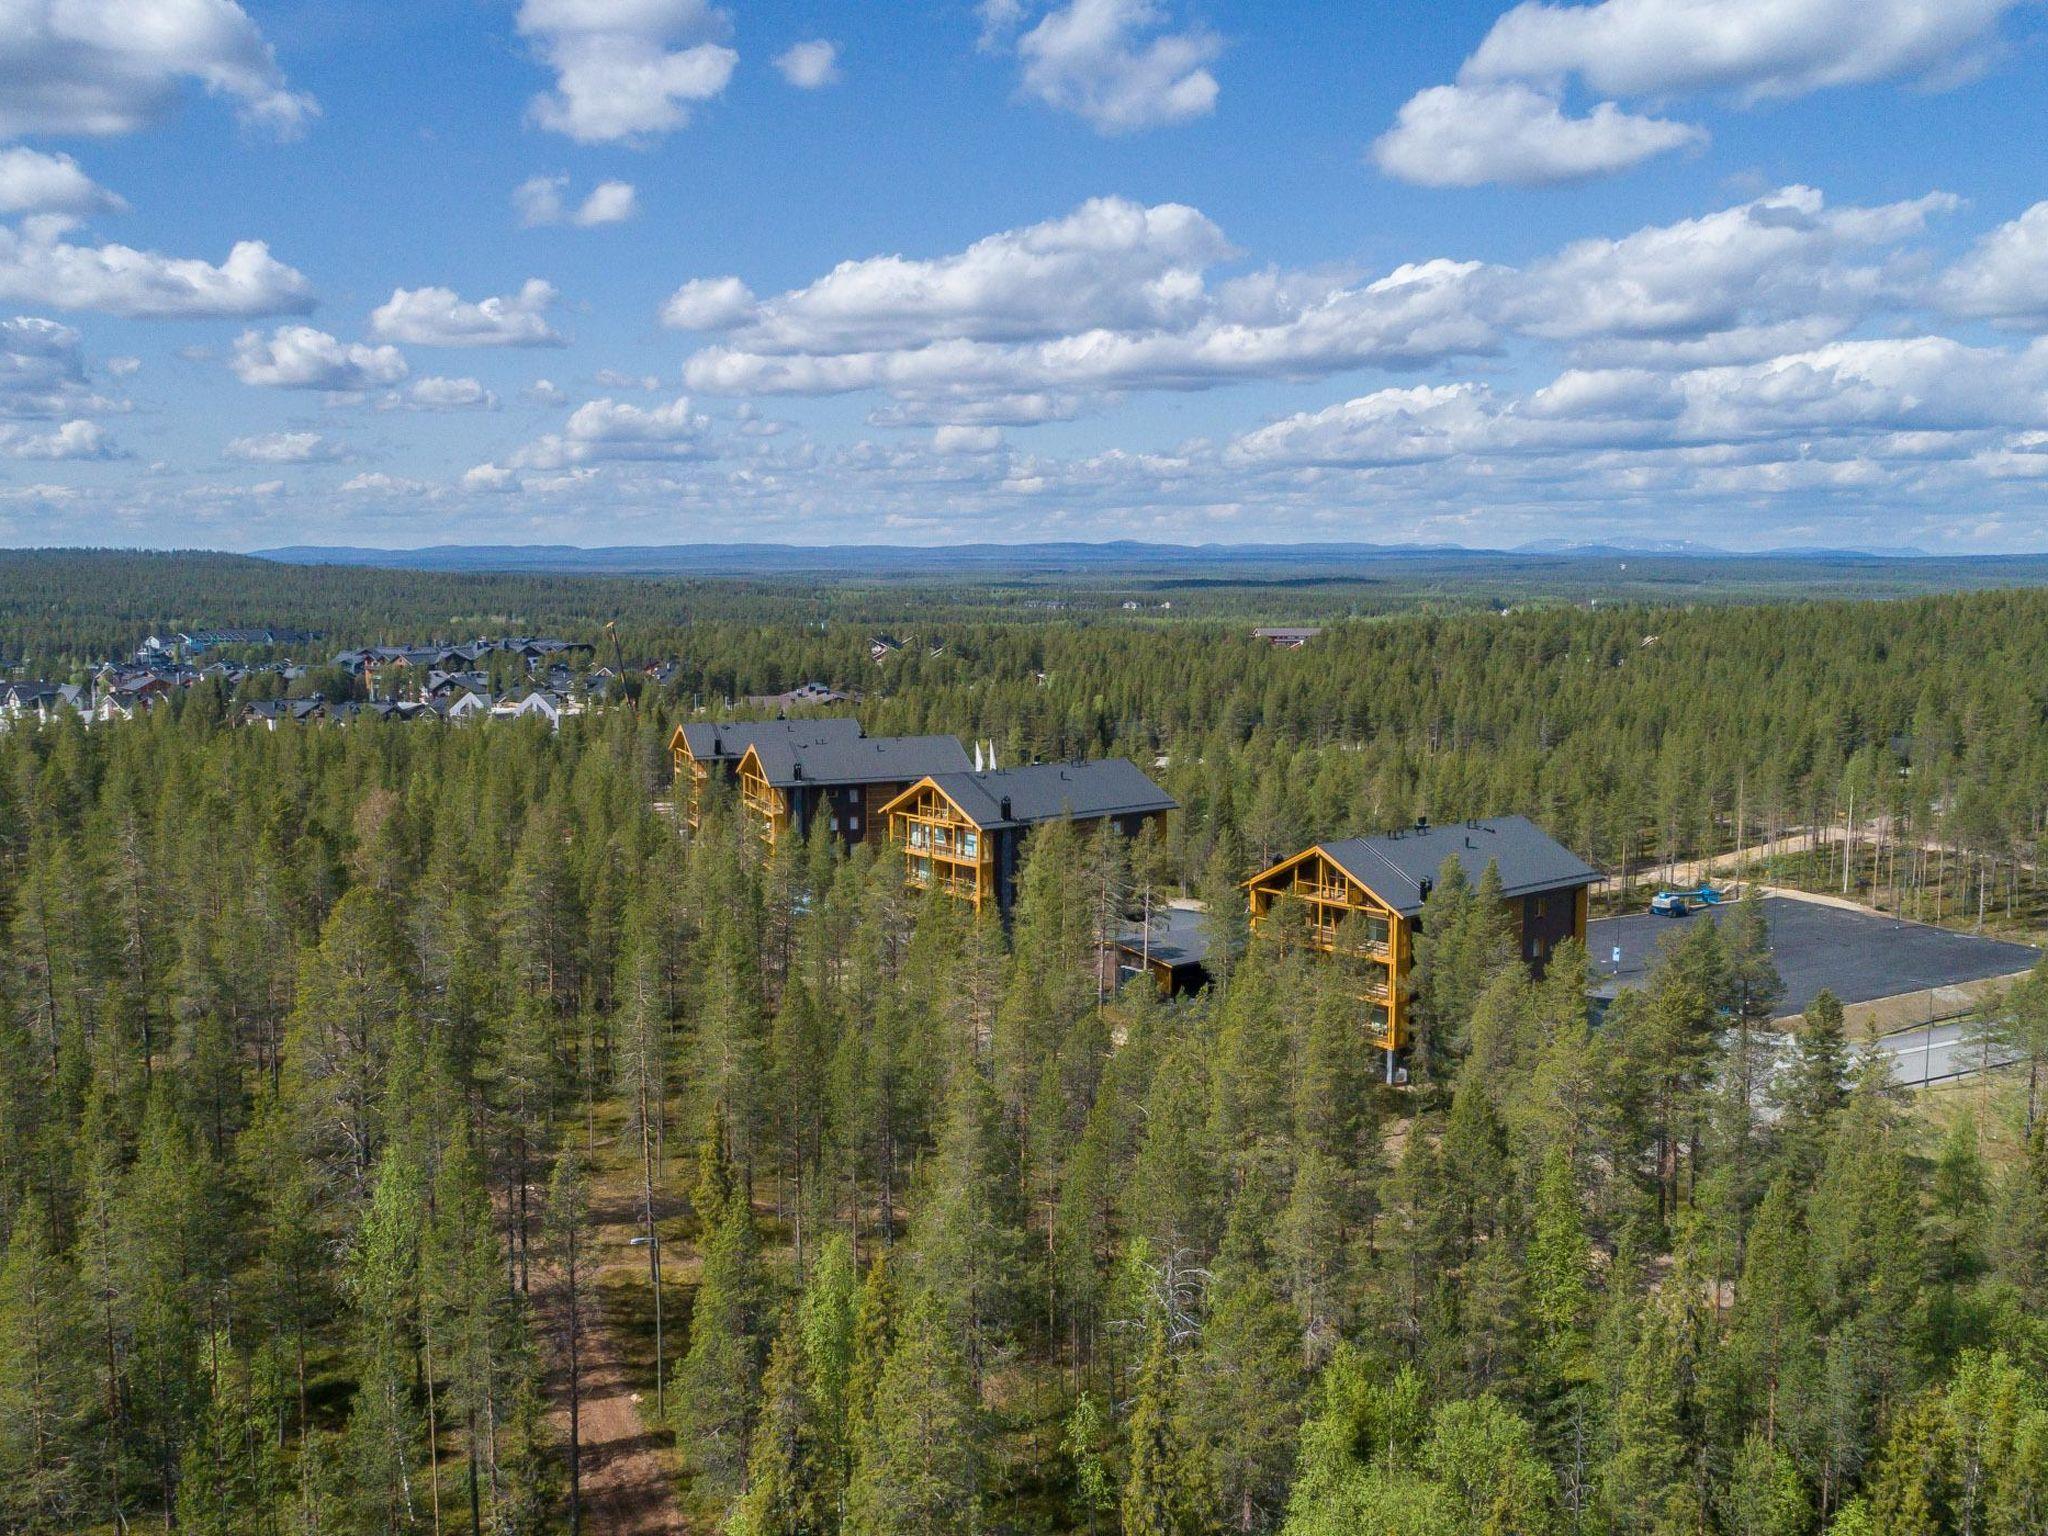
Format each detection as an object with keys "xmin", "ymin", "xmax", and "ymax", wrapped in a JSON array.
[
  {"xmin": 667, "ymin": 725, "xmax": 714, "ymax": 827},
  {"xmin": 1244, "ymin": 847, "xmax": 1406, "ymax": 1052},
  {"xmin": 735, "ymin": 745, "xmax": 792, "ymax": 845},
  {"xmin": 883, "ymin": 780, "xmax": 996, "ymax": 910}
]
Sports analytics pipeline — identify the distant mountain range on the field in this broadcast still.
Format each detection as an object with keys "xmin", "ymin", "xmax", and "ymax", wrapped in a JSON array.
[{"xmin": 251, "ymin": 539, "xmax": 1954, "ymax": 576}]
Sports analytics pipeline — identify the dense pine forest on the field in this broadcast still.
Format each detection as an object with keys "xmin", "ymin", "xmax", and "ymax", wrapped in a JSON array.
[{"xmin": 2, "ymin": 559, "xmax": 2047, "ymax": 1535}]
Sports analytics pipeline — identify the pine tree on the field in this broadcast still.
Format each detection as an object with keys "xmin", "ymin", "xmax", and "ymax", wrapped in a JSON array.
[
  {"xmin": 911, "ymin": 1060, "xmax": 1027, "ymax": 1386},
  {"xmin": 0, "ymin": 1195, "xmax": 93, "ymax": 1530},
  {"xmin": 1177, "ymin": 1216, "xmax": 1307, "ymax": 1535},
  {"xmin": 1720, "ymin": 1177, "xmax": 1822, "ymax": 1462},
  {"xmin": 845, "ymin": 1251, "xmax": 897, "ymax": 1465},
  {"xmin": 426, "ymin": 1132, "xmax": 512, "ymax": 1536},
  {"xmin": 844, "ymin": 1292, "xmax": 983, "ymax": 1536},
  {"xmin": 1600, "ymin": 1289, "xmax": 1704, "ymax": 1536},
  {"xmin": 1809, "ymin": 1065, "xmax": 1926, "ymax": 1496},
  {"xmin": 796, "ymin": 1231, "xmax": 859, "ymax": 1481},
  {"xmin": 1122, "ymin": 1318, "xmax": 1186, "ymax": 1536},
  {"xmin": 675, "ymin": 1120, "xmax": 771, "ymax": 1503},
  {"xmin": 730, "ymin": 1317, "xmax": 837, "ymax": 1536},
  {"xmin": 1863, "ymin": 1391, "xmax": 1950, "ymax": 1536},
  {"xmin": 1424, "ymin": 1395, "xmax": 1559, "ymax": 1536},
  {"xmin": 344, "ymin": 1145, "xmax": 428, "ymax": 1536},
  {"xmin": 1718, "ymin": 1433, "xmax": 1812, "ymax": 1536},
  {"xmin": 1988, "ymin": 1123, "xmax": 2048, "ymax": 1317},
  {"xmin": 119, "ymin": 1087, "xmax": 206, "ymax": 1522},
  {"xmin": 282, "ymin": 887, "xmax": 414, "ymax": 1200},
  {"xmin": 1775, "ymin": 991, "xmax": 1850, "ymax": 1185}
]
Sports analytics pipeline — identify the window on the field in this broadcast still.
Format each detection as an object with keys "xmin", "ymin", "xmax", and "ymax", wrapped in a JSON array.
[
  {"xmin": 962, "ymin": 830, "xmax": 978, "ymax": 856},
  {"xmin": 848, "ymin": 815, "xmax": 860, "ymax": 832}
]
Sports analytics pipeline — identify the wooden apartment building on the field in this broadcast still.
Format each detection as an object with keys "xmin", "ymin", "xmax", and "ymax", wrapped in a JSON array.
[
  {"xmin": 672, "ymin": 718, "xmax": 863, "ymax": 827},
  {"xmin": 668, "ymin": 717, "xmax": 971, "ymax": 846},
  {"xmin": 1244, "ymin": 814, "xmax": 1596, "ymax": 1063},
  {"xmin": 880, "ymin": 758, "xmax": 1176, "ymax": 914}
]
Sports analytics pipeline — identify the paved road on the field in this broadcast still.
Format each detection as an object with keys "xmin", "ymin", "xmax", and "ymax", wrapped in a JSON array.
[{"xmin": 1866, "ymin": 1020, "xmax": 2017, "ymax": 1087}]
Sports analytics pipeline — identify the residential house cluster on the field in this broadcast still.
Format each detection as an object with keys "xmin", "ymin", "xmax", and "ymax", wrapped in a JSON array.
[
  {"xmin": 2, "ymin": 655, "xmax": 311, "ymax": 730},
  {"xmin": 238, "ymin": 689, "xmax": 588, "ymax": 730},
  {"xmin": 318, "ymin": 636, "xmax": 617, "ymax": 727},
  {"xmin": 672, "ymin": 716, "xmax": 1177, "ymax": 915},
  {"xmin": 136, "ymin": 627, "xmax": 315, "ymax": 661},
  {"xmin": 673, "ymin": 715, "xmax": 1599, "ymax": 1077}
]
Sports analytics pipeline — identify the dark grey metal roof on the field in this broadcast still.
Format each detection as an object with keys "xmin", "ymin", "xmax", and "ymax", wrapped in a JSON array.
[
  {"xmin": 1319, "ymin": 815, "xmax": 1597, "ymax": 918},
  {"xmin": 922, "ymin": 758, "xmax": 1176, "ymax": 830},
  {"xmin": 752, "ymin": 732, "xmax": 971, "ymax": 787},
  {"xmin": 680, "ymin": 715, "xmax": 862, "ymax": 766},
  {"xmin": 1115, "ymin": 904, "xmax": 1210, "ymax": 971}
]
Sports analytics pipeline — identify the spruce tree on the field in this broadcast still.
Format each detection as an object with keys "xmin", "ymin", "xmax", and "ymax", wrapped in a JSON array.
[
  {"xmin": 676, "ymin": 1120, "xmax": 772, "ymax": 1503},
  {"xmin": 844, "ymin": 1292, "xmax": 983, "ymax": 1536},
  {"xmin": 1121, "ymin": 1318, "xmax": 1185, "ymax": 1536},
  {"xmin": 0, "ymin": 1196, "xmax": 92, "ymax": 1530}
]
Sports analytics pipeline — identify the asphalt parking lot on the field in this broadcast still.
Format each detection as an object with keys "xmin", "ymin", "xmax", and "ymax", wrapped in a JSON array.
[{"xmin": 1588, "ymin": 894, "xmax": 2038, "ymax": 1017}]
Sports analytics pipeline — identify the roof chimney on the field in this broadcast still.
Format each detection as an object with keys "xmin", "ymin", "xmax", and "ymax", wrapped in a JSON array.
[{"xmin": 999, "ymin": 794, "xmax": 1012, "ymax": 821}]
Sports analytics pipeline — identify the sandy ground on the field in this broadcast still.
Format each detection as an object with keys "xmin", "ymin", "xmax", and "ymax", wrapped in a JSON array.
[{"xmin": 536, "ymin": 1183, "xmax": 687, "ymax": 1536}]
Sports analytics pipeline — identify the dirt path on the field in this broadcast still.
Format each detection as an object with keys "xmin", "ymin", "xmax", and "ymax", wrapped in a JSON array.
[
  {"xmin": 536, "ymin": 1173, "xmax": 687, "ymax": 1536},
  {"xmin": 1595, "ymin": 828, "xmax": 1826, "ymax": 896}
]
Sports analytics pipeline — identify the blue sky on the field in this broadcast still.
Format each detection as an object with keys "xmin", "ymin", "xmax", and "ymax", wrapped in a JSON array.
[{"xmin": 2, "ymin": 0, "xmax": 2047, "ymax": 550}]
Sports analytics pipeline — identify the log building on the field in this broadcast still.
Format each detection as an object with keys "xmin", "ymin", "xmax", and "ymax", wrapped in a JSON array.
[
  {"xmin": 1244, "ymin": 815, "xmax": 1596, "ymax": 1063},
  {"xmin": 733, "ymin": 730, "xmax": 972, "ymax": 848},
  {"xmin": 880, "ymin": 758, "xmax": 1176, "ymax": 915},
  {"xmin": 670, "ymin": 718, "xmax": 865, "ymax": 828}
]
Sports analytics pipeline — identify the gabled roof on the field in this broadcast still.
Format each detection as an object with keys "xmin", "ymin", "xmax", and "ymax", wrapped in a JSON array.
[
  {"xmin": 909, "ymin": 758, "xmax": 1176, "ymax": 831},
  {"xmin": 747, "ymin": 732, "xmax": 970, "ymax": 788},
  {"xmin": 1309, "ymin": 815, "xmax": 1597, "ymax": 919},
  {"xmin": 678, "ymin": 715, "xmax": 863, "ymax": 765}
]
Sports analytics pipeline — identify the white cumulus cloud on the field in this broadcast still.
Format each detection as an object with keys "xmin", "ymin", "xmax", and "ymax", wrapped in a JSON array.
[
  {"xmin": 516, "ymin": 0, "xmax": 737, "ymax": 144},
  {"xmin": 661, "ymin": 275, "xmax": 756, "ymax": 331},
  {"xmin": 932, "ymin": 424, "xmax": 1004, "ymax": 454},
  {"xmin": 1507, "ymin": 186, "xmax": 1958, "ymax": 362},
  {"xmin": 0, "ymin": 0, "xmax": 317, "ymax": 138},
  {"xmin": 514, "ymin": 174, "xmax": 638, "ymax": 227},
  {"xmin": 0, "ymin": 149, "xmax": 126, "ymax": 217},
  {"xmin": 0, "ymin": 221, "xmax": 313, "ymax": 318},
  {"xmin": 231, "ymin": 326, "xmax": 408, "ymax": 390},
  {"xmin": 370, "ymin": 280, "xmax": 564, "ymax": 347},
  {"xmin": 991, "ymin": 0, "xmax": 1220, "ymax": 133},
  {"xmin": 1463, "ymin": 0, "xmax": 2022, "ymax": 103},
  {"xmin": 1940, "ymin": 202, "xmax": 2048, "ymax": 329},
  {"xmin": 225, "ymin": 430, "xmax": 341, "ymax": 463},
  {"xmin": 0, "ymin": 316, "xmax": 115, "ymax": 419},
  {"xmin": 399, "ymin": 375, "xmax": 500, "ymax": 410},
  {"xmin": 1372, "ymin": 82, "xmax": 1705, "ymax": 188},
  {"xmin": 775, "ymin": 39, "xmax": 841, "ymax": 88},
  {"xmin": 0, "ymin": 418, "xmax": 118, "ymax": 459},
  {"xmin": 1379, "ymin": 0, "xmax": 2027, "ymax": 187},
  {"xmin": 340, "ymin": 471, "xmax": 428, "ymax": 495},
  {"xmin": 704, "ymin": 196, "xmax": 1232, "ymax": 353},
  {"xmin": 494, "ymin": 393, "xmax": 715, "ymax": 473}
]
